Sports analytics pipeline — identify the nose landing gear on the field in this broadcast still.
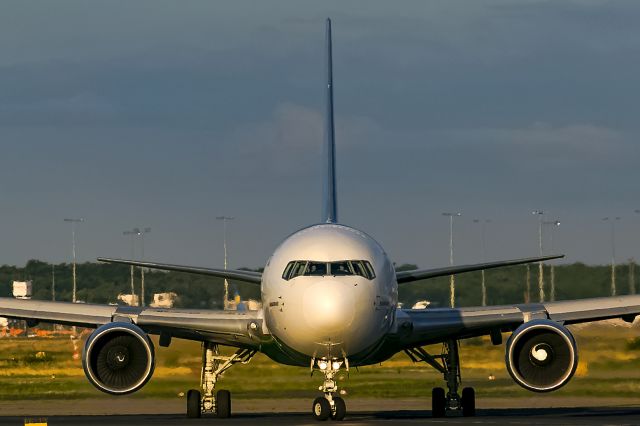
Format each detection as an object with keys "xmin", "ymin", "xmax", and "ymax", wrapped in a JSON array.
[
  {"xmin": 311, "ymin": 358, "xmax": 348, "ymax": 421},
  {"xmin": 186, "ymin": 342, "xmax": 256, "ymax": 419},
  {"xmin": 405, "ymin": 339, "xmax": 476, "ymax": 417}
]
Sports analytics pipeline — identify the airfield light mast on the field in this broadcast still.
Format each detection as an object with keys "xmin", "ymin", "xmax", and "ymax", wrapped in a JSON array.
[
  {"xmin": 64, "ymin": 218, "xmax": 84, "ymax": 303},
  {"xmin": 602, "ymin": 216, "xmax": 620, "ymax": 296},
  {"xmin": 542, "ymin": 220, "xmax": 561, "ymax": 301},
  {"xmin": 216, "ymin": 216, "xmax": 235, "ymax": 309},
  {"xmin": 123, "ymin": 229, "xmax": 138, "ymax": 304},
  {"xmin": 136, "ymin": 227, "xmax": 151, "ymax": 307},
  {"xmin": 532, "ymin": 210, "xmax": 545, "ymax": 302},
  {"xmin": 442, "ymin": 212, "xmax": 461, "ymax": 308},
  {"xmin": 473, "ymin": 219, "xmax": 491, "ymax": 306}
]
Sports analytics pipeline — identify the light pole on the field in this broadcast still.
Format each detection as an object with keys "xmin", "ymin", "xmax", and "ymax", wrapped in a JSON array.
[
  {"xmin": 442, "ymin": 212, "xmax": 461, "ymax": 308},
  {"xmin": 64, "ymin": 218, "xmax": 84, "ymax": 303},
  {"xmin": 602, "ymin": 217, "xmax": 620, "ymax": 296},
  {"xmin": 216, "ymin": 216, "xmax": 235, "ymax": 309},
  {"xmin": 123, "ymin": 229, "xmax": 137, "ymax": 303},
  {"xmin": 135, "ymin": 227, "xmax": 151, "ymax": 307},
  {"xmin": 543, "ymin": 220, "xmax": 561, "ymax": 301},
  {"xmin": 473, "ymin": 219, "xmax": 491, "ymax": 306},
  {"xmin": 532, "ymin": 210, "xmax": 545, "ymax": 302}
]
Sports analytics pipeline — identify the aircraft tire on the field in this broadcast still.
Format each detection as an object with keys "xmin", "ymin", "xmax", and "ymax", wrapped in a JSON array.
[
  {"xmin": 332, "ymin": 397, "xmax": 346, "ymax": 421},
  {"xmin": 186, "ymin": 389, "xmax": 201, "ymax": 418},
  {"xmin": 461, "ymin": 387, "xmax": 476, "ymax": 417},
  {"xmin": 312, "ymin": 396, "xmax": 331, "ymax": 421},
  {"xmin": 216, "ymin": 390, "xmax": 231, "ymax": 418},
  {"xmin": 431, "ymin": 387, "xmax": 446, "ymax": 418}
]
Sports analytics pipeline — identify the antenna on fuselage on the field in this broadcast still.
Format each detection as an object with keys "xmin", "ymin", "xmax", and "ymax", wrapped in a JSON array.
[{"xmin": 322, "ymin": 18, "xmax": 338, "ymax": 224}]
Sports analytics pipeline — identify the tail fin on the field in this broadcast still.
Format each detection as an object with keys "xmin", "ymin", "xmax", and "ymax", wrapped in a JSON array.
[{"xmin": 322, "ymin": 18, "xmax": 338, "ymax": 224}]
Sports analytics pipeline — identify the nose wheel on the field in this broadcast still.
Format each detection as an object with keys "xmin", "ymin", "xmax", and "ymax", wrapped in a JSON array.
[{"xmin": 311, "ymin": 357, "xmax": 348, "ymax": 421}]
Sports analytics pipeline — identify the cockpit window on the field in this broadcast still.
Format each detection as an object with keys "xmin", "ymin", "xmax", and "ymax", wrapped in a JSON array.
[
  {"xmin": 307, "ymin": 262, "xmax": 327, "ymax": 276},
  {"xmin": 331, "ymin": 261, "xmax": 351, "ymax": 276},
  {"xmin": 282, "ymin": 260, "xmax": 375, "ymax": 280},
  {"xmin": 350, "ymin": 261, "xmax": 368, "ymax": 278}
]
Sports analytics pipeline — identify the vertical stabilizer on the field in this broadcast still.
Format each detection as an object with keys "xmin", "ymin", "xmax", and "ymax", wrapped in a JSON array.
[{"xmin": 322, "ymin": 18, "xmax": 338, "ymax": 223}]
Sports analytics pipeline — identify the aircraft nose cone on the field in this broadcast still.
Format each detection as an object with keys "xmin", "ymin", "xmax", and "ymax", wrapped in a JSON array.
[{"xmin": 303, "ymin": 280, "xmax": 355, "ymax": 334}]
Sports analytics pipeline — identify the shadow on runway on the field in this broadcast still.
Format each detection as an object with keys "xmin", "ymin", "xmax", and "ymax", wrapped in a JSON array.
[{"xmin": 3, "ymin": 406, "xmax": 640, "ymax": 425}]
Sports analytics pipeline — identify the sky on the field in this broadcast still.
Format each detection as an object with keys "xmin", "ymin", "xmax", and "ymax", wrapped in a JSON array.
[{"xmin": 1, "ymin": 0, "xmax": 640, "ymax": 270}]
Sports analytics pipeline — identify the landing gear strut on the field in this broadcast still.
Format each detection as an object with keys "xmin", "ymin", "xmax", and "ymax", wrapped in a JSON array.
[
  {"xmin": 405, "ymin": 340, "xmax": 476, "ymax": 417},
  {"xmin": 186, "ymin": 342, "xmax": 255, "ymax": 419},
  {"xmin": 311, "ymin": 358, "xmax": 348, "ymax": 421}
]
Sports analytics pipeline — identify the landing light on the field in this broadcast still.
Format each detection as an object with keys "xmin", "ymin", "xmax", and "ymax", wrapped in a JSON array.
[
  {"xmin": 317, "ymin": 360, "xmax": 328, "ymax": 370},
  {"xmin": 332, "ymin": 361, "xmax": 342, "ymax": 370}
]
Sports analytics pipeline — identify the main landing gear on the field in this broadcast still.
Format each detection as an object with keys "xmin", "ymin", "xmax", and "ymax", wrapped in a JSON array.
[
  {"xmin": 186, "ymin": 342, "xmax": 256, "ymax": 419},
  {"xmin": 405, "ymin": 340, "xmax": 476, "ymax": 417},
  {"xmin": 311, "ymin": 357, "xmax": 348, "ymax": 421}
]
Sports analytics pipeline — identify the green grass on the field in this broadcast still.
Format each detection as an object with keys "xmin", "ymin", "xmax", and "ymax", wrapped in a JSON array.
[{"xmin": 1, "ymin": 322, "xmax": 640, "ymax": 400}]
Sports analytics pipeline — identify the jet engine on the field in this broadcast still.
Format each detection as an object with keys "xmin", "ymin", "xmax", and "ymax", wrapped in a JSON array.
[
  {"xmin": 82, "ymin": 322, "xmax": 155, "ymax": 395},
  {"xmin": 505, "ymin": 319, "xmax": 577, "ymax": 392}
]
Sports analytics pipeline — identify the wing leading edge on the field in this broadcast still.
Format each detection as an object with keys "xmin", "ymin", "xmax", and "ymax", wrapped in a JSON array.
[
  {"xmin": 97, "ymin": 258, "xmax": 262, "ymax": 284},
  {"xmin": 396, "ymin": 254, "xmax": 564, "ymax": 284},
  {"xmin": 389, "ymin": 294, "xmax": 640, "ymax": 351},
  {"xmin": 0, "ymin": 297, "xmax": 265, "ymax": 349}
]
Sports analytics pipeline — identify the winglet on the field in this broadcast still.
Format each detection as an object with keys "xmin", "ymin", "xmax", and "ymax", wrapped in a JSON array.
[{"xmin": 322, "ymin": 18, "xmax": 338, "ymax": 223}]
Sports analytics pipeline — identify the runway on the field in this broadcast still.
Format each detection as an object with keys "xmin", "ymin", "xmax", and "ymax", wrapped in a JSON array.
[
  {"xmin": 2, "ymin": 397, "xmax": 640, "ymax": 425},
  {"xmin": 4, "ymin": 407, "xmax": 640, "ymax": 426}
]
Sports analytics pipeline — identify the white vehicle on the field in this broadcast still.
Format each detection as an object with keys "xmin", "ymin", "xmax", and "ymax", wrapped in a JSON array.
[{"xmin": 1, "ymin": 19, "xmax": 639, "ymax": 421}]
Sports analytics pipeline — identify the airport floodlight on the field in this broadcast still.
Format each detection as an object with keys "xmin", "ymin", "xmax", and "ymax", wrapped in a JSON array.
[
  {"xmin": 136, "ymin": 227, "xmax": 151, "ymax": 307},
  {"xmin": 531, "ymin": 211, "xmax": 545, "ymax": 302},
  {"xmin": 64, "ymin": 218, "xmax": 84, "ymax": 303},
  {"xmin": 473, "ymin": 218, "xmax": 491, "ymax": 306},
  {"xmin": 216, "ymin": 216, "xmax": 235, "ymax": 309},
  {"xmin": 441, "ymin": 212, "xmax": 461, "ymax": 308},
  {"xmin": 542, "ymin": 219, "xmax": 561, "ymax": 301},
  {"xmin": 123, "ymin": 229, "xmax": 138, "ymax": 304},
  {"xmin": 602, "ymin": 217, "xmax": 621, "ymax": 296}
]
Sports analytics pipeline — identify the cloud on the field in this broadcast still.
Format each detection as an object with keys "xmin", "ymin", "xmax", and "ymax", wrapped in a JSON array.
[
  {"xmin": 442, "ymin": 122, "xmax": 631, "ymax": 165},
  {"xmin": 227, "ymin": 102, "xmax": 380, "ymax": 177}
]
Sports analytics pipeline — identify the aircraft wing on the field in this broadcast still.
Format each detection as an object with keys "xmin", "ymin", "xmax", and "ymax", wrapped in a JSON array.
[
  {"xmin": 0, "ymin": 298, "xmax": 265, "ymax": 349},
  {"xmin": 97, "ymin": 257, "xmax": 262, "ymax": 284},
  {"xmin": 392, "ymin": 295, "xmax": 640, "ymax": 349},
  {"xmin": 395, "ymin": 254, "xmax": 564, "ymax": 284}
]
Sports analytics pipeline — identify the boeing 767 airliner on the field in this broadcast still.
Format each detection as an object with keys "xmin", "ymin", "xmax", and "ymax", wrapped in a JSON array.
[{"xmin": 1, "ymin": 19, "xmax": 639, "ymax": 421}]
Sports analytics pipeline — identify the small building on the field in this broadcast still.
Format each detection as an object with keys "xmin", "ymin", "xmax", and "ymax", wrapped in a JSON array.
[
  {"xmin": 117, "ymin": 293, "xmax": 140, "ymax": 307},
  {"xmin": 150, "ymin": 292, "xmax": 178, "ymax": 308},
  {"xmin": 225, "ymin": 292, "xmax": 262, "ymax": 311},
  {"xmin": 412, "ymin": 300, "xmax": 431, "ymax": 309},
  {"xmin": 12, "ymin": 281, "xmax": 32, "ymax": 299}
]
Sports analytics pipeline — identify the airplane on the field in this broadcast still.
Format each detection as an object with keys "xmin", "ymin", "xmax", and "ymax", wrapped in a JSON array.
[{"xmin": 1, "ymin": 18, "xmax": 640, "ymax": 421}]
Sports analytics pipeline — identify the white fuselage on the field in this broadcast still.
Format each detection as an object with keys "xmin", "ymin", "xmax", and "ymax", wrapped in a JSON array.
[{"xmin": 262, "ymin": 224, "xmax": 398, "ymax": 360}]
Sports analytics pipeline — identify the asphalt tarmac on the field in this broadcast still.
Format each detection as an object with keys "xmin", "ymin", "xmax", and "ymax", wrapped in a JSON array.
[
  {"xmin": 0, "ymin": 398, "xmax": 640, "ymax": 426},
  {"xmin": 4, "ymin": 407, "xmax": 640, "ymax": 426}
]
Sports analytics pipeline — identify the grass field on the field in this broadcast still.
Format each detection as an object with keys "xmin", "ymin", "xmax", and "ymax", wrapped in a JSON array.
[{"xmin": 2, "ymin": 321, "xmax": 640, "ymax": 401}]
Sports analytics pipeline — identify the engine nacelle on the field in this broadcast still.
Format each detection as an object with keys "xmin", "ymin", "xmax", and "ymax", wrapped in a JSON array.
[
  {"xmin": 82, "ymin": 322, "xmax": 155, "ymax": 395},
  {"xmin": 505, "ymin": 319, "xmax": 577, "ymax": 392}
]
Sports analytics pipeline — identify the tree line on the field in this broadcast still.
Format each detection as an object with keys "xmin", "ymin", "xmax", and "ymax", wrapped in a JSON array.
[{"xmin": 0, "ymin": 260, "xmax": 632, "ymax": 309}]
